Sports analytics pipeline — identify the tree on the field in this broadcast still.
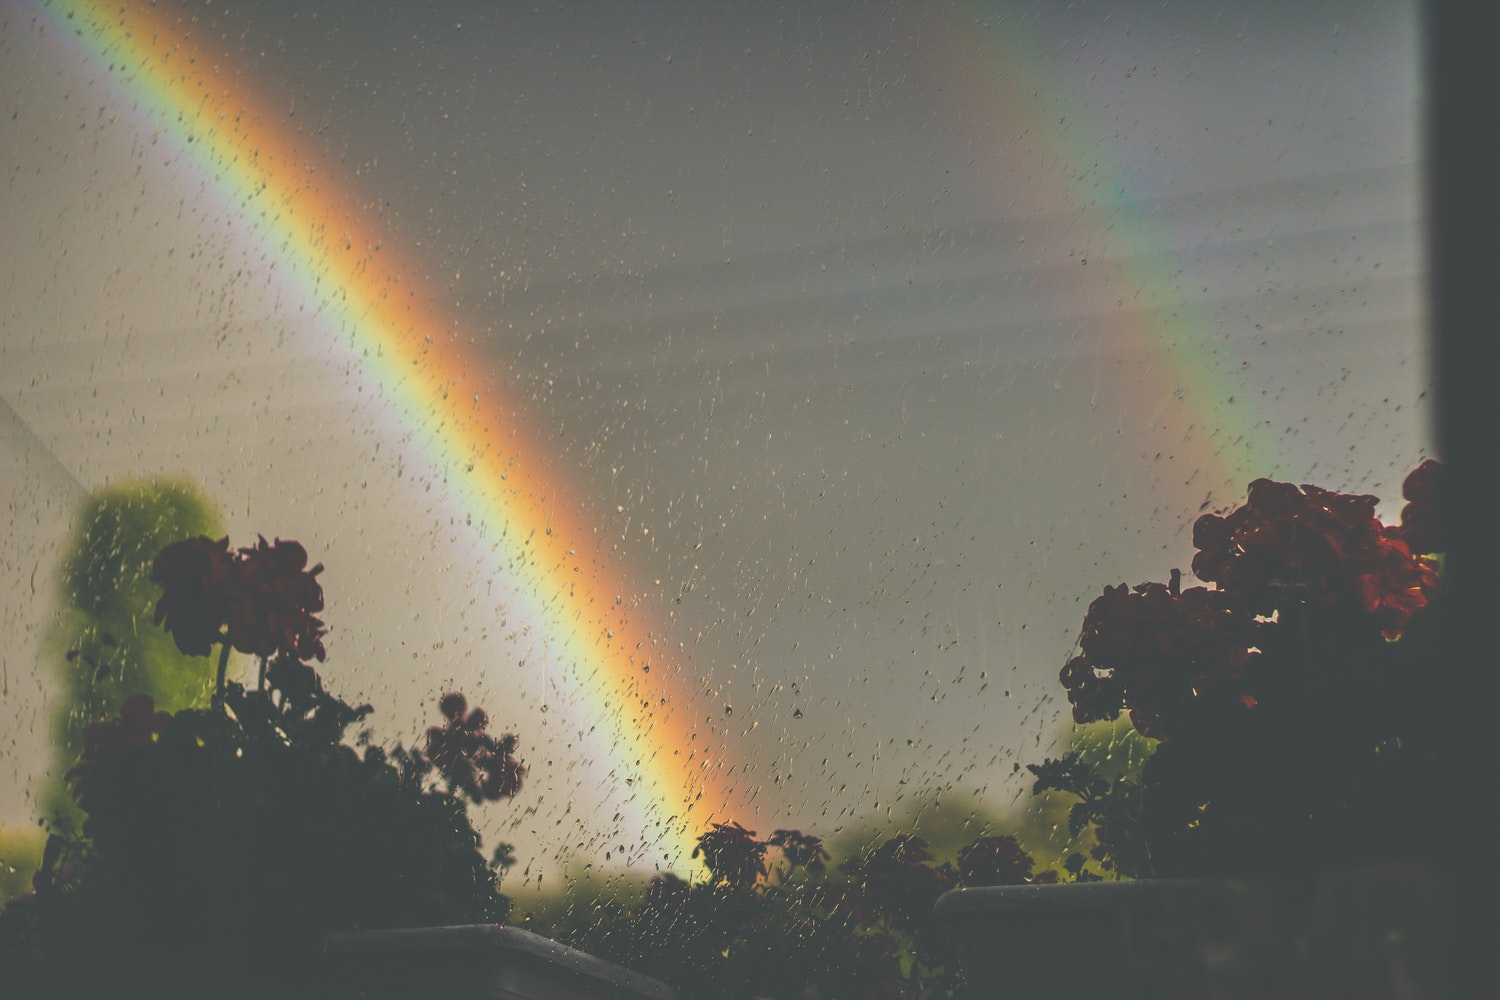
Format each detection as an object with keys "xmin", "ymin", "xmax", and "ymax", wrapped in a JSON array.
[{"xmin": 40, "ymin": 477, "xmax": 223, "ymax": 831}]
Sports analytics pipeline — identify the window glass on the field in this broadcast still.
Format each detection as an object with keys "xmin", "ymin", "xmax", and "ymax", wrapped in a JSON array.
[{"xmin": 1, "ymin": 0, "xmax": 1426, "ymax": 884}]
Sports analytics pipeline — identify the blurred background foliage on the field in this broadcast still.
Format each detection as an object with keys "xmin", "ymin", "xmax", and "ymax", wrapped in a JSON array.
[
  {"xmin": 41, "ymin": 476, "xmax": 224, "ymax": 831},
  {"xmin": 0, "ymin": 477, "xmax": 224, "ymax": 908},
  {"xmin": 0, "ymin": 830, "xmax": 44, "ymax": 907},
  {"xmin": 512, "ymin": 717, "xmax": 1153, "ymax": 943}
]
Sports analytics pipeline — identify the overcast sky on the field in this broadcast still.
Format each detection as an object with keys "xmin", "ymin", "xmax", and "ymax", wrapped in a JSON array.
[{"xmin": 1, "ymin": 0, "xmax": 1429, "ymax": 880}]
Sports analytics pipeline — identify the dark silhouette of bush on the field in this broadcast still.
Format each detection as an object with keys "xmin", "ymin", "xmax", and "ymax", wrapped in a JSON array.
[
  {"xmin": 2, "ymin": 536, "xmax": 524, "ymax": 992},
  {"xmin": 1035, "ymin": 461, "xmax": 1452, "ymax": 880}
]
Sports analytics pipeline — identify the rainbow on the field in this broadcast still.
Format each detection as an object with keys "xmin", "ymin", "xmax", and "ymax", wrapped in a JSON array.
[
  {"xmin": 917, "ymin": 2, "xmax": 1282, "ymax": 493},
  {"xmin": 33, "ymin": 0, "xmax": 1293, "ymax": 868},
  {"xmin": 39, "ymin": 0, "xmax": 743, "ymax": 868}
]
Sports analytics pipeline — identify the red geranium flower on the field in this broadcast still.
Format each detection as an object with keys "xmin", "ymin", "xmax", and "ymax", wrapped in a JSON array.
[
  {"xmin": 227, "ymin": 536, "xmax": 326, "ymax": 662},
  {"xmin": 1191, "ymin": 477, "xmax": 1438, "ymax": 635},
  {"xmin": 151, "ymin": 536, "xmax": 235, "ymax": 657},
  {"xmin": 151, "ymin": 535, "xmax": 328, "ymax": 662},
  {"xmin": 1358, "ymin": 528, "xmax": 1441, "ymax": 638},
  {"xmin": 424, "ymin": 692, "xmax": 526, "ymax": 803},
  {"xmin": 693, "ymin": 821, "xmax": 767, "ymax": 890},
  {"xmin": 1059, "ymin": 653, "xmax": 1127, "ymax": 727},
  {"xmin": 1398, "ymin": 458, "xmax": 1443, "ymax": 555},
  {"xmin": 1065, "ymin": 581, "xmax": 1257, "ymax": 740}
]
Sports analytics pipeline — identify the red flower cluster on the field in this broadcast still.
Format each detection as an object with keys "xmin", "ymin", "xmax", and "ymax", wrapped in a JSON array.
[
  {"xmin": 151, "ymin": 535, "xmax": 326, "ymax": 661},
  {"xmin": 840, "ymin": 835, "xmax": 953, "ymax": 927},
  {"xmin": 149, "ymin": 536, "xmax": 235, "ymax": 657},
  {"xmin": 423, "ymin": 692, "xmax": 526, "ymax": 803},
  {"xmin": 1399, "ymin": 458, "xmax": 1443, "ymax": 555},
  {"xmin": 1064, "ymin": 581, "xmax": 1258, "ymax": 739},
  {"xmin": 955, "ymin": 834, "xmax": 1035, "ymax": 887},
  {"xmin": 1061, "ymin": 463, "xmax": 1443, "ymax": 742},
  {"xmin": 1192, "ymin": 476, "xmax": 1439, "ymax": 637},
  {"xmin": 230, "ymin": 537, "xmax": 328, "ymax": 661},
  {"xmin": 693, "ymin": 821, "xmax": 767, "ymax": 890},
  {"xmin": 80, "ymin": 694, "xmax": 171, "ymax": 760}
]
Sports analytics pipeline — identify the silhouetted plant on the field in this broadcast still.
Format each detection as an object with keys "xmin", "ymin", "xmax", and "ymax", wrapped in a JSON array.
[
  {"xmin": 544, "ymin": 821, "xmax": 1050, "ymax": 999},
  {"xmin": 1031, "ymin": 460, "xmax": 1450, "ymax": 880},
  {"xmin": 1, "ymin": 535, "xmax": 525, "ymax": 984}
]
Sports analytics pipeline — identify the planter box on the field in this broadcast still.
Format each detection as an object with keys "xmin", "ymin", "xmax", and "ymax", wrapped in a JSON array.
[
  {"xmin": 4, "ymin": 924, "xmax": 673, "ymax": 1000},
  {"xmin": 934, "ymin": 869, "xmax": 1450, "ymax": 999},
  {"xmin": 324, "ymin": 924, "xmax": 675, "ymax": 1000}
]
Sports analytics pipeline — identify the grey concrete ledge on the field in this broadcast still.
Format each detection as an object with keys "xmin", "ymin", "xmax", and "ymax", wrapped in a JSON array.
[
  {"xmin": 934, "ymin": 877, "xmax": 1212, "ymax": 915},
  {"xmin": 934, "ymin": 872, "xmax": 1454, "ymax": 999},
  {"xmin": 326, "ymin": 924, "xmax": 674, "ymax": 1000}
]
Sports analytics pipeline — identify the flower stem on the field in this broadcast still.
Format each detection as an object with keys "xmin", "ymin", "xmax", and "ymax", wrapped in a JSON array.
[{"xmin": 212, "ymin": 641, "xmax": 231, "ymax": 710}]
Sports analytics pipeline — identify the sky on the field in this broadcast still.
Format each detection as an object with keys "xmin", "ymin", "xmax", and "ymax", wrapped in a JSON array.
[{"xmin": 1, "ymin": 0, "xmax": 1429, "ymax": 883}]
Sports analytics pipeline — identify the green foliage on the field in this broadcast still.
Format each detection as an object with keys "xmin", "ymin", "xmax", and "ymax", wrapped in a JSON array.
[
  {"xmin": 516, "ymin": 790, "xmax": 1137, "ymax": 997},
  {"xmin": 822, "ymin": 797, "xmax": 1009, "ymax": 868},
  {"xmin": 525, "ymin": 817, "xmax": 1074, "ymax": 999},
  {"xmin": 0, "ymin": 828, "xmax": 44, "ymax": 908},
  {"xmin": 1017, "ymin": 718, "xmax": 1154, "ymax": 879},
  {"xmin": 42, "ymin": 477, "xmax": 223, "ymax": 830},
  {"xmin": 539, "ymin": 831, "xmax": 967, "ymax": 999},
  {"xmin": 810, "ymin": 726, "xmax": 1152, "ymax": 884}
]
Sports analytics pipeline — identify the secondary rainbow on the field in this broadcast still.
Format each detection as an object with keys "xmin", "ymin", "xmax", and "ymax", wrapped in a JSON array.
[
  {"xmin": 919, "ymin": 1, "xmax": 1284, "ymax": 496},
  {"xmin": 42, "ymin": 0, "xmax": 743, "ymax": 867}
]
